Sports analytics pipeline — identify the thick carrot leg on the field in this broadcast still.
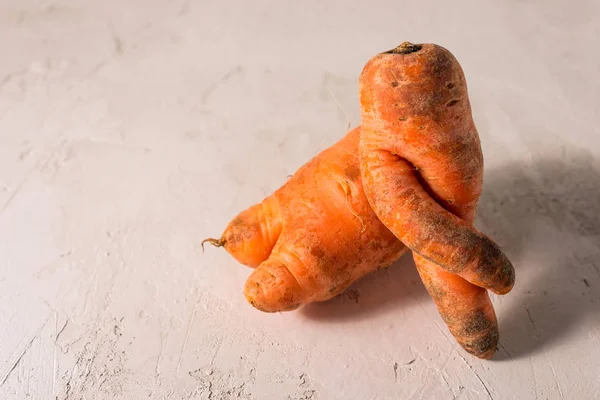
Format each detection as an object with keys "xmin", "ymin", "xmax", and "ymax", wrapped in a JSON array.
[
  {"xmin": 203, "ymin": 196, "xmax": 282, "ymax": 268},
  {"xmin": 415, "ymin": 255, "xmax": 498, "ymax": 358},
  {"xmin": 244, "ymin": 255, "xmax": 306, "ymax": 312},
  {"xmin": 360, "ymin": 148, "xmax": 514, "ymax": 295}
]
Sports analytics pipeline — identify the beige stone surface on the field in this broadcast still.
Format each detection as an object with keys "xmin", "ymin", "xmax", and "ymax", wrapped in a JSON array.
[{"xmin": 1, "ymin": 1, "xmax": 599, "ymax": 399}]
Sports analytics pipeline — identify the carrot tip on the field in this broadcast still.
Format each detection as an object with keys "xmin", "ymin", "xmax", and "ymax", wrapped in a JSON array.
[
  {"xmin": 383, "ymin": 42, "xmax": 422, "ymax": 55},
  {"xmin": 201, "ymin": 237, "xmax": 224, "ymax": 252}
]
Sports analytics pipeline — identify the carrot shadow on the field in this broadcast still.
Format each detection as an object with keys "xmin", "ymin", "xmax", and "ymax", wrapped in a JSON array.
[
  {"xmin": 301, "ymin": 255, "xmax": 429, "ymax": 322},
  {"xmin": 477, "ymin": 151, "xmax": 600, "ymax": 360},
  {"xmin": 301, "ymin": 149, "xmax": 600, "ymax": 361}
]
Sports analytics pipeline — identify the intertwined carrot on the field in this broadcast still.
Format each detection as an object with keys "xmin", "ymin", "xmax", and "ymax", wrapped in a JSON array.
[{"xmin": 358, "ymin": 42, "xmax": 514, "ymax": 357}]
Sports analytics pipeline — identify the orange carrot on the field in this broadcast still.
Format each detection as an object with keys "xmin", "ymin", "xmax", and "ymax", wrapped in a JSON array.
[
  {"xmin": 358, "ymin": 42, "xmax": 514, "ymax": 358},
  {"xmin": 358, "ymin": 42, "xmax": 515, "ymax": 295},
  {"xmin": 204, "ymin": 42, "xmax": 514, "ymax": 359},
  {"xmin": 206, "ymin": 125, "xmax": 503, "ymax": 358},
  {"xmin": 204, "ymin": 128, "xmax": 407, "ymax": 312},
  {"xmin": 416, "ymin": 257, "xmax": 499, "ymax": 358}
]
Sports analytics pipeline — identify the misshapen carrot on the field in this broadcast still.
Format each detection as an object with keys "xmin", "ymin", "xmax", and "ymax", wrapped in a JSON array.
[
  {"xmin": 358, "ymin": 42, "xmax": 514, "ymax": 358},
  {"xmin": 204, "ymin": 128, "xmax": 407, "ymax": 312},
  {"xmin": 205, "ymin": 126, "xmax": 503, "ymax": 358},
  {"xmin": 358, "ymin": 42, "xmax": 515, "ymax": 295},
  {"xmin": 205, "ymin": 42, "xmax": 513, "ymax": 359}
]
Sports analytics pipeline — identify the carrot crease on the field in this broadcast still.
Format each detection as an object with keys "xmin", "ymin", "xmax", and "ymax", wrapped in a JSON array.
[
  {"xmin": 205, "ymin": 128, "xmax": 406, "ymax": 311},
  {"xmin": 338, "ymin": 178, "xmax": 366, "ymax": 233}
]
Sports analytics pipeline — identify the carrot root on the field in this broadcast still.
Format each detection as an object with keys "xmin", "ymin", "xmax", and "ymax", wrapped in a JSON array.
[{"xmin": 201, "ymin": 237, "xmax": 224, "ymax": 252}]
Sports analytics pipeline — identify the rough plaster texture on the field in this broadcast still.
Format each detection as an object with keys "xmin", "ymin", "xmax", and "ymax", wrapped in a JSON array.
[{"xmin": 1, "ymin": 1, "xmax": 599, "ymax": 399}]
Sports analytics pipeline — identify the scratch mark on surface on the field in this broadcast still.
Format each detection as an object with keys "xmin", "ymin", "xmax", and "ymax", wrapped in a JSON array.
[
  {"xmin": 55, "ymin": 318, "xmax": 69, "ymax": 342},
  {"xmin": 457, "ymin": 354, "xmax": 494, "ymax": 400},
  {"xmin": 326, "ymin": 86, "xmax": 351, "ymax": 124},
  {"xmin": 498, "ymin": 343, "xmax": 513, "ymax": 359},
  {"xmin": 109, "ymin": 24, "xmax": 124, "ymax": 55},
  {"xmin": 433, "ymin": 322, "xmax": 456, "ymax": 349},
  {"xmin": 525, "ymin": 308, "xmax": 540, "ymax": 337},
  {"xmin": 210, "ymin": 335, "xmax": 224, "ymax": 366},
  {"xmin": 200, "ymin": 66, "xmax": 243, "ymax": 104},
  {"xmin": 393, "ymin": 362, "xmax": 399, "ymax": 382},
  {"xmin": 452, "ymin": 386, "xmax": 465, "ymax": 400},
  {"xmin": 524, "ymin": 351, "xmax": 539, "ymax": 400},
  {"xmin": 547, "ymin": 357, "xmax": 564, "ymax": 398},
  {"xmin": 52, "ymin": 316, "xmax": 57, "ymax": 399},
  {"xmin": 0, "ymin": 179, "xmax": 26, "ymax": 218},
  {"xmin": 176, "ymin": 300, "xmax": 200, "ymax": 372},
  {"xmin": 473, "ymin": 370, "xmax": 494, "ymax": 400},
  {"xmin": 440, "ymin": 372, "xmax": 454, "ymax": 395},
  {"xmin": 51, "ymin": 312, "xmax": 64, "ymax": 399},
  {"xmin": 155, "ymin": 330, "xmax": 167, "ymax": 381},
  {"xmin": 0, "ymin": 334, "xmax": 37, "ymax": 386},
  {"xmin": 415, "ymin": 345, "xmax": 455, "ymax": 396}
]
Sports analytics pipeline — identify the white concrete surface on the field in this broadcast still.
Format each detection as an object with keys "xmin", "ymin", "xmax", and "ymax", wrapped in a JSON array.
[{"xmin": 1, "ymin": 1, "xmax": 599, "ymax": 399}]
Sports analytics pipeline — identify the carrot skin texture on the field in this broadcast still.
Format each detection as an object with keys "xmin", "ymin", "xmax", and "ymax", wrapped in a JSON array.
[
  {"xmin": 358, "ymin": 42, "xmax": 515, "ymax": 358},
  {"xmin": 208, "ymin": 43, "xmax": 513, "ymax": 360},
  {"xmin": 215, "ymin": 128, "xmax": 407, "ymax": 312},
  {"xmin": 217, "ymin": 197, "xmax": 282, "ymax": 268},
  {"xmin": 415, "ymin": 256, "xmax": 498, "ymax": 358},
  {"xmin": 211, "ymin": 125, "xmax": 502, "ymax": 359},
  {"xmin": 358, "ymin": 43, "xmax": 515, "ymax": 295}
]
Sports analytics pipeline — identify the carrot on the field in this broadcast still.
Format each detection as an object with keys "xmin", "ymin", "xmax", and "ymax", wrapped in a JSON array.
[
  {"xmin": 205, "ymin": 126, "xmax": 501, "ymax": 358},
  {"xmin": 204, "ymin": 42, "xmax": 514, "ymax": 359},
  {"xmin": 416, "ymin": 256, "xmax": 499, "ymax": 358},
  {"xmin": 358, "ymin": 42, "xmax": 514, "ymax": 357},
  {"xmin": 204, "ymin": 127, "xmax": 407, "ymax": 312},
  {"xmin": 358, "ymin": 42, "xmax": 515, "ymax": 294}
]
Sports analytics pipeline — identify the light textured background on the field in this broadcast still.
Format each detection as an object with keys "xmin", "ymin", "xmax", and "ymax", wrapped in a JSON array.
[{"xmin": 1, "ymin": 1, "xmax": 599, "ymax": 399}]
